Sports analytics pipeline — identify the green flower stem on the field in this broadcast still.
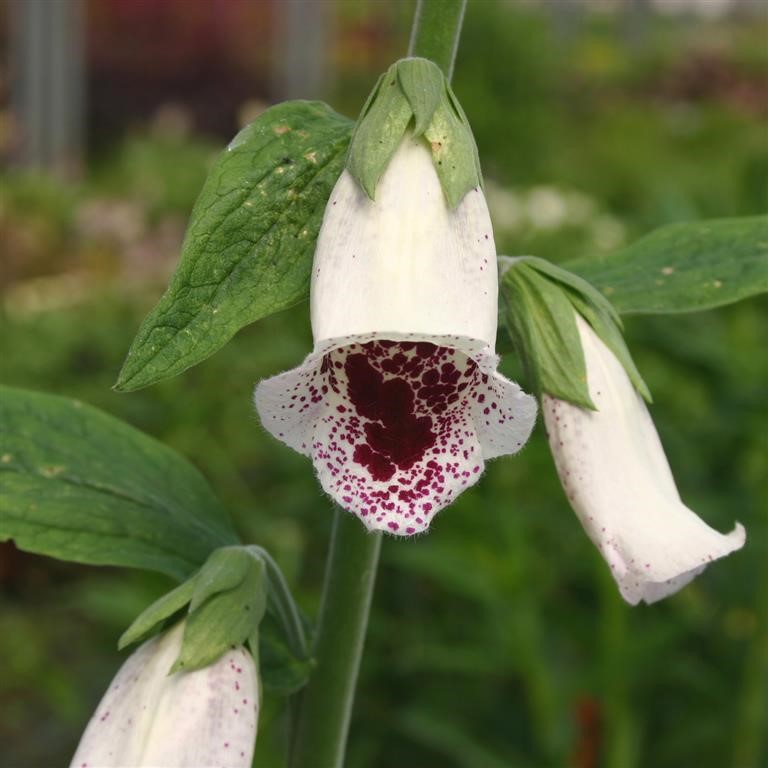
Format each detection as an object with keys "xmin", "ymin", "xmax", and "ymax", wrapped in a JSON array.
[
  {"xmin": 288, "ymin": 4, "xmax": 467, "ymax": 766},
  {"xmin": 289, "ymin": 511, "xmax": 381, "ymax": 768},
  {"xmin": 408, "ymin": 0, "xmax": 468, "ymax": 80}
]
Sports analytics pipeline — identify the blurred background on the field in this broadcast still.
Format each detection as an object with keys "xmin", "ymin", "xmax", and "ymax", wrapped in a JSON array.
[{"xmin": 1, "ymin": 1, "xmax": 767, "ymax": 766}]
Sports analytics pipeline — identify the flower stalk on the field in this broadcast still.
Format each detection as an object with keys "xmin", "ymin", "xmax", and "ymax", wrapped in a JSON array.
[
  {"xmin": 289, "ymin": 511, "xmax": 381, "ymax": 768},
  {"xmin": 287, "ymin": 3, "xmax": 469, "ymax": 766},
  {"xmin": 408, "ymin": 0, "xmax": 468, "ymax": 80}
]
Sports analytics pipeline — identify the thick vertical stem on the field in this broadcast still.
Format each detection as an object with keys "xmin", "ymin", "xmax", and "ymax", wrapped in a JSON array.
[
  {"xmin": 408, "ymin": 0, "xmax": 467, "ymax": 80},
  {"xmin": 289, "ymin": 512, "xmax": 381, "ymax": 768}
]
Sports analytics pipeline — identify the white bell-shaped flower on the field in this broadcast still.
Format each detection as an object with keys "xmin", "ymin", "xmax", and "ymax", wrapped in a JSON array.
[
  {"xmin": 255, "ymin": 135, "xmax": 536, "ymax": 535},
  {"xmin": 543, "ymin": 313, "xmax": 745, "ymax": 604},
  {"xmin": 70, "ymin": 622, "xmax": 258, "ymax": 768}
]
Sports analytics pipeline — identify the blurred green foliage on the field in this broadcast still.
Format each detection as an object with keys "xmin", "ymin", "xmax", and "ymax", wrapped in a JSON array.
[{"xmin": 1, "ymin": 3, "xmax": 767, "ymax": 768}]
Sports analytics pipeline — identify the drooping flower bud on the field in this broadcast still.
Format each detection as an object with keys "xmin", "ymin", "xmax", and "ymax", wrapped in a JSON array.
[
  {"xmin": 70, "ymin": 622, "xmax": 259, "ymax": 768},
  {"xmin": 544, "ymin": 313, "xmax": 745, "ymax": 604}
]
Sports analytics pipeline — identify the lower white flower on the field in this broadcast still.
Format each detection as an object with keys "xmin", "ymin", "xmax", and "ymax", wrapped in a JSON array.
[
  {"xmin": 70, "ymin": 622, "xmax": 258, "ymax": 768},
  {"xmin": 255, "ymin": 136, "xmax": 536, "ymax": 536},
  {"xmin": 543, "ymin": 313, "xmax": 745, "ymax": 605}
]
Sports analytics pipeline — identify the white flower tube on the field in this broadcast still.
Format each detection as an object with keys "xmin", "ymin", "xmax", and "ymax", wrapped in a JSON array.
[
  {"xmin": 255, "ymin": 135, "xmax": 536, "ymax": 535},
  {"xmin": 543, "ymin": 313, "xmax": 745, "ymax": 605},
  {"xmin": 70, "ymin": 623, "xmax": 258, "ymax": 768}
]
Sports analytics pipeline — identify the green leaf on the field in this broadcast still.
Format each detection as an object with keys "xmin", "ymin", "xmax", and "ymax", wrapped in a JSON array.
[
  {"xmin": 0, "ymin": 387, "xmax": 238, "ymax": 580},
  {"xmin": 118, "ymin": 578, "xmax": 196, "ymax": 649},
  {"xmin": 115, "ymin": 101, "xmax": 353, "ymax": 392},
  {"xmin": 500, "ymin": 261, "xmax": 594, "ymax": 409},
  {"xmin": 172, "ymin": 553, "xmax": 267, "ymax": 673},
  {"xmin": 566, "ymin": 216, "xmax": 768, "ymax": 315},
  {"xmin": 347, "ymin": 63, "xmax": 413, "ymax": 200}
]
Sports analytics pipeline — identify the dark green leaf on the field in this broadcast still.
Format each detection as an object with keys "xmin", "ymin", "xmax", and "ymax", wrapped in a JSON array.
[
  {"xmin": 115, "ymin": 101, "xmax": 353, "ymax": 391},
  {"xmin": 0, "ymin": 387, "xmax": 238, "ymax": 580},
  {"xmin": 567, "ymin": 216, "xmax": 768, "ymax": 314}
]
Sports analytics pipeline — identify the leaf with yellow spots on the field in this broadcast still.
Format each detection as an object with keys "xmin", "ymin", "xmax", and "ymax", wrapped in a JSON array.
[
  {"xmin": 566, "ymin": 216, "xmax": 768, "ymax": 315},
  {"xmin": 116, "ymin": 101, "xmax": 353, "ymax": 392}
]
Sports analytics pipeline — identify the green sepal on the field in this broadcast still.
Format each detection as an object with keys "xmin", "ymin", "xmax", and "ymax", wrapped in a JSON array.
[
  {"xmin": 396, "ymin": 58, "xmax": 443, "ymax": 136},
  {"xmin": 171, "ymin": 548, "xmax": 267, "ymax": 673},
  {"xmin": 500, "ymin": 256, "xmax": 650, "ymax": 407},
  {"xmin": 566, "ymin": 288, "xmax": 651, "ymax": 403},
  {"xmin": 346, "ymin": 64, "xmax": 413, "ymax": 200},
  {"xmin": 522, "ymin": 257, "xmax": 650, "ymax": 402},
  {"xmin": 500, "ymin": 259, "xmax": 594, "ymax": 410},
  {"xmin": 346, "ymin": 57, "xmax": 482, "ymax": 208},
  {"xmin": 188, "ymin": 545, "xmax": 252, "ymax": 613},
  {"xmin": 117, "ymin": 545, "xmax": 268, "ymax": 672},
  {"xmin": 118, "ymin": 578, "xmax": 196, "ymax": 650}
]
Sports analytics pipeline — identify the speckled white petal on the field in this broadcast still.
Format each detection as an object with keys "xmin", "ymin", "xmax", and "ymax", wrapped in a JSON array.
[
  {"xmin": 258, "ymin": 336, "xmax": 536, "ymax": 536},
  {"xmin": 311, "ymin": 340, "xmax": 485, "ymax": 535},
  {"xmin": 469, "ymin": 363, "xmax": 537, "ymax": 460},
  {"xmin": 543, "ymin": 314, "xmax": 745, "ymax": 605},
  {"xmin": 311, "ymin": 135, "xmax": 498, "ymax": 348},
  {"xmin": 70, "ymin": 623, "xmax": 258, "ymax": 768},
  {"xmin": 254, "ymin": 350, "xmax": 325, "ymax": 457}
]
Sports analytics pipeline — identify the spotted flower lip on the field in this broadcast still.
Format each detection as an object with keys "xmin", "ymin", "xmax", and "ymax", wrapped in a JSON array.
[
  {"xmin": 69, "ymin": 623, "xmax": 258, "ymax": 768},
  {"xmin": 544, "ymin": 313, "xmax": 746, "ymax": 605},
  {"xmin": 255, "ymin": 135, "xmax": 537, "ymax": 536}
]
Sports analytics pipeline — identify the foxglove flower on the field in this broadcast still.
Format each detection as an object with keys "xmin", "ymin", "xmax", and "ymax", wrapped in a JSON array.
[
  {"xmin": 543, "ymin": 313, "xmax": 745, "ymax": 604},
  {"xmin": 255, "ymin": 135, "xmax": 536, "ymax": 535},
  {"xmin": 70, "ymin": 622, "xmax": 258, "ymax": 768}
]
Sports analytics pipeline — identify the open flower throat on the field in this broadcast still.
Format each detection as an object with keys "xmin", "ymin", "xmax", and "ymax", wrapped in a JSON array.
[{"xmin": 316, "ymin": 340, "xmax": 488, "ymax": 533}]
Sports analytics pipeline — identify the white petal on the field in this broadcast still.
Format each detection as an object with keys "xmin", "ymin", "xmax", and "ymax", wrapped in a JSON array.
[
  {"xmin": 311, "ymin": 135, "xmax": 498, "ymax": 349},
  {"xmin": 70, "ymin": 623, "xmax": 258, "ymax": 768},
  {"xmin": 470, "ymin": 364, "xmax": 538, "ymax": 460},
  {"xmin": 543, "ymin": 315, "xmax": 745, "ymax": 605}
]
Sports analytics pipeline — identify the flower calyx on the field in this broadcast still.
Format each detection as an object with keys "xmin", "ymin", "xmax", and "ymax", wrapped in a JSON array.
[
  {"xmin": 347, "ymin": 57, "xmax": 482, "ymax": 208},
  {"xmin": 499, "ymin": 255, "xmax": 650, "ymax": 409},
  {"xmin": 119, "ymin": 545, "xmax": 268, "ymax": 673}
]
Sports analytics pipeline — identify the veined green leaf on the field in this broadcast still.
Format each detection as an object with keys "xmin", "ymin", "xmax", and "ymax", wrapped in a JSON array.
[
  {"xmin": 567, "ymin": 216, "xmax": 768, "ymax": 314},
  {"xmin": 116, "ymin": 100, "xmax": 353, "ymax": 392},
  {"xmin": 0, "ymin": 387, "xmax": 238, "ymax": 579}
]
